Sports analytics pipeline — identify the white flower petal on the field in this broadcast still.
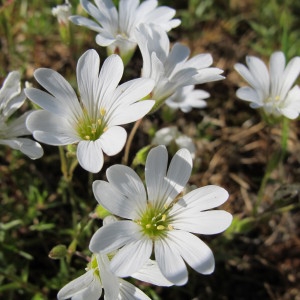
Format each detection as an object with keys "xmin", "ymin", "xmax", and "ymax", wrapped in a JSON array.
[
  {"xmin": 145, "ymin": 145, "xmax": 168, "ymax": 205},
  {"xmin": 154, "ymin": 237, "xmax": 188, "ymax": 286},
  {"xmin": 165, "ymin": 43, "xmax": 190, "ymax": 77},
  {"xmin": 26, "ymin": 110, "xmax": 79, "ymax": 144},
  {"xmin": 96, "ymin": 254, "xmax": 119, "ymax": 300},
  {"xmin": 167, "ymin": 230, "xmax": 215, "ymax": 275},
  {"xmin": 246, "ymin": 56, "xmax": 270, "ymax": 99},
  {"xmin": 106, "ymin": 165, "xmax": 147, "ymax": 215},
  {"xmin": 184, "ymin": 53, "xmax": 213, "ymax": 69},
  {"xmin": 25, "ymin": 88, "xmax": 70, "ymax": 117},
  {"xmin": 132, "ymin": 259, "xmax": 173, "ymax": 287},
  {"xmin": 236, "ymin": 87, "xmax": 261, "ymax": 105},
  {"xmin": 172, "ymin": 210, "xmax": 233, "ymax": 234},
  {"xmin": 99, "ymin": 126, "xmax": 127, "ymax": 156},
  {"xmin": 109, "ymin": 77, "xmax": 154, "ymax": 110},
  {"xmin": 93, "ymin": 176, "xmax": 145, "ymax": 219},
  {"xmin": 111, "ymin": 238, "xmax": 153, "ymax": 278},
  {"xmin": 269, "ymin": 51, "xmax": 285, "ymax": 98},
  {"xmin": 280, "ymin": 85, "xmax": 300, "ymax": 119},
  {"xmin": 234, "ymin": 62, "xmax": 261, "ymax": 92},
  {"xmin": 118, "ymin": 0, "xmax": 139, "ymax": 35},
  {"xmin": 76, "ymin": 49, "xmax": 101, "ymax": 114},
  {"xmin": 164, "ymin": 148, "xmax": 193, "ymax": 204},
  {"xmin": 77, "ymin": 140, "xmax": 104, "ymax": 173},
  {"xmin": 0, "ymin": 71, "xmax": 23, "ymax": 115},
  {"xmin": 0, "ymin": 138, "xmax": 43, "ymax": 160},
  {"xmin": 5, "ymin": 111, "xmax": 30, "ymax": 137},
  {"xmin": 98, "ymin": 54, "xmax": 124, "ymax": 108},
  {"xmin": 96, "ymin": 32, "xmax": 116, "ymax": 46},
  {"xmin": 108, "ymin": 100, "xmax": 154, "ymax": 126},
  {"xmin": 118, "ymin": 279, "xmax": 151, "ymax": 300},
  {"xmin": 93, "ymin": 180, "xmax": 132, "ymax": 218},
  {"xmin": 33, "ymin": 68, "xmax": 81, "ymax": 117},
  {"xmin": 280, "ymin": 56, "xmax": 300, "ymax": 100},
  {"xmin": 144, "ymin": 6, "xmax": 179, "ymax": 31},
  {"xmin": 172, "ymin": 185, "xmax": 229, "ymax": 213},
  {"xmin": 69, "ymin": 15, "xmax": 102, "ymax": 32},
  {"xmin": 57, "ymin": 269, "xmax": 96, "ymax": 300},
  {"xmin": 89, "ymin": 221, "xmax": 141, "ymax": 254},
  {"xmin": 72, "ymin": 277, "xmax": 102, "ymax": 300}
]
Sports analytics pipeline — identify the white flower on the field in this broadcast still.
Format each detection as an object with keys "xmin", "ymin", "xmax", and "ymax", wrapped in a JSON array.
[
  {"xmin": 234, "ymin": 51, "xmax": 300, "ymax": 119},
  {"xmin": 57, "ymin": 252, "xmax": 172, "ymax": 300},
  {"xmin": 58, "ymin": 216, "xmax": 172, "ymax": 300},
  {"xmin": 0, "ymin": 71, "xmax": 43, "ymax": 159},
  {"xmin": 89, "ymin": 145, "xmax": 232, "ymax": 285},
  {"xmin": 135, "ymin": 24, "xmax": 224, "ymax": 112},
  {"xmin": 69, "ymin": 0, "xmax": 180, "ymax": 65},
  {"xmin": 166, "ymin": 85, "xmax": 209, "ymax": 113},
  {"xmin": 25, "ymin": 49, "xmax": 154, "ymax": 173},
  {"xmin": 152, "ymin": 126, "xmax": 196, "ymax": 159},
  {"xmin": 52, "ymin": 0, "xmax": 72, "ymax": 25}
]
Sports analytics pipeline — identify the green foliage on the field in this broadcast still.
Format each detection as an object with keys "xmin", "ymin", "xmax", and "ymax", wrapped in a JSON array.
[{"xmin": 249, "ymin": 0, "xmax": 300, "ymax": 58}]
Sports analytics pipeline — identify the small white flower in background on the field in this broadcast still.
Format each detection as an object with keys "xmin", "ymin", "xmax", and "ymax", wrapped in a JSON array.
[
  {"xmin": 0, "ymin": 71, "xmax": 43, "ymax": 159},
  {"xmin": 58, "ymin": 216, "xmax": 172, "ymax": 300},
  {"xmin": 69, "ymin": 0, "xmax": 180, "ymax": 65},
  {"xmin": 135, "ymin": 24, "xmax": 224, "ymax": 112},
  {"xmin": 152, "ymin": 126, "xmax": 196, "ymax": 159},
  {"xmin": 166, "ymin": 85, "xmax": 209, "ymax": 113},
  {"xmin": 57, "ymin": 253, "xmax": 169, "ymax": 300},
  {"xmin": 89, "ymin": 145, "xmax": 232, "ymax": 285},
  {"xmin": 234, "ymin": 51, "xmax": 300, "ymax": 119},
  {"xmin": 52, "ymin": 0, "xmax": 72, "ymax": 25},
  {"xmin": 25, "ymin": 49, "xmax": 154, "ymax": 173}
]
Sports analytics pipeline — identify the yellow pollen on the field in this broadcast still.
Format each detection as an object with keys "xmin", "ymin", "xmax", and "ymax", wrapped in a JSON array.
[
  {"xmin": 157, "ymin": 225, "xmax": 165, "ymax": 230},
  {"xmin": 85, "ymin": 135, "xmax": 90, "ymax": 140},
  {"xmin": 100, "ymin": 108, "xmax": 106, "ymax": 116},
  {"xmin": 97, "ymin": 119, "xmax": 102, "ymax": 125},
  {"xmin": 168, "ymin": 224, "xmax": 174, "ymax": 230},
  {"xmin": 161, "ymin": 214, "xmax": 167, "ymax": 221},
  {"xmin": 146, "ymin": 224, "xmax": 151, "ymax": 228},
  {"xmin": 164, "ymin": 204, "xmax": 169, "ymax": 209},
  {"xmin": 103, "ymin": 127, "xmax": 108, "ymax": 132}
]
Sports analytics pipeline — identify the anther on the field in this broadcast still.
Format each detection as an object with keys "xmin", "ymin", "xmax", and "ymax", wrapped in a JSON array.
[
  {"xmin": 168, "ymin": 224, "xmax": 174, "ymax": 230},
  {"xmin": 100, "ymin": 108, "xmax": 106, "ymax": 116}
]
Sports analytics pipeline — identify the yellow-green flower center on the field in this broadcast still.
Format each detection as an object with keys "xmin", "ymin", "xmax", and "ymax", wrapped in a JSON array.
[
  {"xmin": 77, "ymin": 108, "xmax": 107, "ymax": 141},
  {"xmin": 89, "ymin": 255, "xmax": 100, "ymax": 279},
  {"xmin": 137, "ymin": 204, "xmax": 173, "ymax": 239}
]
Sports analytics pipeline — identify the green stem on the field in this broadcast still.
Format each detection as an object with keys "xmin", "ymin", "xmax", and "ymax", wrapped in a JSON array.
[
  {"xmin": 59, "ymin": 146, "xmax": 68, "ymax": 180},
  {"xmin": 253, "ymin": 118, "xmax": 290, "ymax": 215},
  {"xmin": 122, "ymin": 118, "xmax": 142, "ymax": 165},
  {"xmin": 280, "ymin": 116, "xmax": 289, "ymax": 162}
]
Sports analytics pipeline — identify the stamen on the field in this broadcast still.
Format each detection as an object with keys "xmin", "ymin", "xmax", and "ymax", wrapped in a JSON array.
[
  {"xmin": 85, "ymin": 135, "xmax": 90, "ymax": 140},
  {"xmin": 100, "ymin": 108, "xmax": 106, "ymax": 116},
  {"xmin": 146, "ymin": 224, "xmax": 151, "ymax": 229},
  {"xmin": 157, "ymin": 225, "xmax": 165, "ymax": 230},
  {"xmin": 168, "ymin": 224, "xmax": 174, "ymax": 230}
]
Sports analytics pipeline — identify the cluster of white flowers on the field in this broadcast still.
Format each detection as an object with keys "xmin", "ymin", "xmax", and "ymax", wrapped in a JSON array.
[{"xmin": 1, "ymin": 0, "xmax": 300, "ymax": 299}]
